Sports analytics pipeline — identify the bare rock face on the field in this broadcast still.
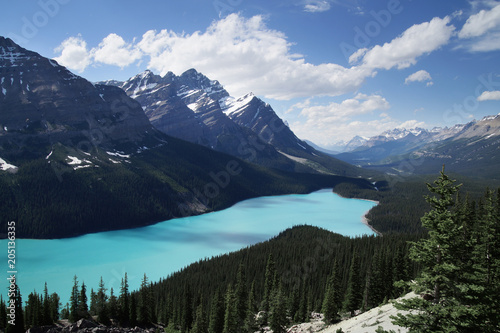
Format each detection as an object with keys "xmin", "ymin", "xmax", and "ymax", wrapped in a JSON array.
[{"xmin": 0, "ymin": 37, "xmax": 161, "ymax": 161}]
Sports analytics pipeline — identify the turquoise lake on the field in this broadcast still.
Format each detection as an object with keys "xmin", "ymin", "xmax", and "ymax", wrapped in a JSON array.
[{"xmin": 1, "ymin": 189, "xmax": 376, "ymax": 303}]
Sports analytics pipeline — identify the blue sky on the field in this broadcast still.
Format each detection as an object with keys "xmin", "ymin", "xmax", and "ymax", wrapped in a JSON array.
[{"xmin": 2, "ymin": 0, "xmax": 500, "ymax": 148}]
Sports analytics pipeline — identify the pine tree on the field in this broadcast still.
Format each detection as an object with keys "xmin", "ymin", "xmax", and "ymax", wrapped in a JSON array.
[
  {"xmin": 108, "ymin": 288, "xmax": 118, "ymax": 321},
  {"xmin": 49, "ymin": 292, "xmax": 60, "ymax": 323},
  {"xmin": 138, "ymin": 274, "xmax": 152, "ymax": 325},
  {"xmin": 269, "ymin": 283, "xmax": 287, "ymax": 333},
  {"xmin": 69, "ymin": 276, "xmax": 80, "ymax": 322},
  {"xmin": 322, "ymin": 259, "xmax": 341, "ymax": 323},
  {"xmin": 234, "ymin": 264, "xmax": 248, "ymax": 327},
  {"xmin": 96, "ymin": 277, "xmax": 109, "ymax": 325},
  {"xmin": 392, "ymin": 168, "xmax": 471, "ymax": 332},
  {"xmin": 89, "ymin": 289, "xmax": 97, "ymax": 317},
  {"xmin": 343, "ymin": 251, "xmax": 362, "ymax": 317},
  {"xmin": 78, "ymin": 282, "xmax": 89, "ymax": 319},
  {"xmin": 129, "ymin": 295, "xmax": 138, "ymax": 327},
  {"xmin": 118, "ymin": 273, "xmax": 130, "ymax": 325},
  {"xmin": 191, "ymin": 301, "xmax": 208, "ymax": 333},
  {"xmin": 42, "ymin": 283, "xmax": 52, "ymax": 325},
  {"xmin": 222, "ymin": 285, "xmax": 238, "ymax": 333},
  {"xmin": 243, "ymin": 281, "xmax": 257, "ymax": 332},
  {"xmin": 208, "ymin": 289, "xmax": 225, "ymax": 333},
  {"xmin": 262, "ymin": 253, "xmax": 276, "ymax": 324},
  {"xmin": 181, "ymin": 285, "xmax": 193, "ymax": 332}
]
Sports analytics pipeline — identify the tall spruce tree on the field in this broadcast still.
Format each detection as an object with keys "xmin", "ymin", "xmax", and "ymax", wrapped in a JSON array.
[
  {"xmin": 391, "ymin": 168, "xmax": 495, "ymax": 332},
  {"xmin": 118, "ymin": 273, "xmax": 130, "ymax": 325},
  {"xmin": 78, "ymin": 282, "xmax": 89, "ymax": 320},
  {"xmin": 222, "ymin": 284, "xmax": 238, "ymax": 333},
  {"xmin": 96, "ymin": 277, "xmax": 109, "ymax": 325},
  {"xmin": 343, "ymin": 251, "xmax": 362, "ymax": 317},
  {"xmin": 269, "ymin": 282, "xmax": 287, "ymax": 333},
  {"xmin": 208, "ymin": 289, "xmax": 225, "ymax": 333},
  {"xmin": 322, "ymin": 259, "xmax": 342, "ymax": 323},
  {"xmin": 6, "ymin": 282, "xmax": 24, "ymax": 333},
  {"xmin": 69, "ymin": 276, "xmax": 80, "ymax": 322}
]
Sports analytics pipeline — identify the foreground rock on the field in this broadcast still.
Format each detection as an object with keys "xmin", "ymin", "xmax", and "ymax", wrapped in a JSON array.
[{"xmin": 26, "ymin": 319, "xmax": 162, "ymax": 333}]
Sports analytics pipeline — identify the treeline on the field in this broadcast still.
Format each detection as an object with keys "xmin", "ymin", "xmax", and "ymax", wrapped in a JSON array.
[{"xmin": 1, "ymin": 227, "xmax": 421, "ymax": 332}]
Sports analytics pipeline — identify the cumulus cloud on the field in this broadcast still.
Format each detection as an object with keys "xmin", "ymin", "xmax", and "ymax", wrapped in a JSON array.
[
  {"xmin": 477, "ymin": 90, "xmax": 500, "ymax": 101},
  {"xmin": 53, "ymin": 35, "xmax": 92, "ymax": 73},
  {"xmin": 405, "ymin": 70, "xmax": 433, "ymax": 86},
  {"xmin": 53, "ymin": 14, "xmax": 454, "ymax": 100},
  {"xmin": 92, "ymin": 33, "xmax": 142, "ymax": 68},
  {"xmin": 288, "ymin": 93, "xmax": 395, "ymax": 145},
  {"xmin": 458, "ymin": 3, "xmax": 500, "ymax": 52},
  {"xmin": 355, "ymin": 16, "xmax": 455, "ymax": 70},
  {"xmin": 304, "ymin": 0, "xmax": 331, "ymax": 13}
]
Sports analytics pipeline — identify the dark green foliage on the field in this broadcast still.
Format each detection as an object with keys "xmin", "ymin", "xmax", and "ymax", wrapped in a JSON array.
[
  {"xmin": 322, "ymin": 259, "xmax": 342, "ymax": 323},
  {"xmin": 269, "ymin": 283, "xmax": 287, "ymax": 333},
  {"xmin": 69, "ymin": 276, "xmax": 79, "ymax": 322},
  {"xmin": 222, "ymin": 285, "xmax": 238, "ymax": 333},
  {"xmin": 392, "ymin": 170, "xmax": 500, "ymax": 332},
  {"xmin": 96, "ymin": 277, "xmax": 109, "ymax": 325},
  {"xmin": 343, "ymin": 251, "xmax": 362, "ymax": 317},
  {"xmin": 0, "ymin": 296, "xmax": 7, "ymax": 330},
  {"xmin": 118, "ymin": 273, "xmax": 130, "ymax": 325},
  {"xmin": 0, "ymin": 140, "xmax": 381, "ymax": 239},
  {"xmin": 208, "ymin": 289, "xmax": 225, "ymax": 333},
  {"xmin": 138, "ymin": 274, "xmax": 153, "ymax": 326}
]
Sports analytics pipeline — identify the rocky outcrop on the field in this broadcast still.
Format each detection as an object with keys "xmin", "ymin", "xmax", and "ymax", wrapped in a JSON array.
[{"xmin": 26, "ymin": 319, "xmax": 162, "ymax": 333}]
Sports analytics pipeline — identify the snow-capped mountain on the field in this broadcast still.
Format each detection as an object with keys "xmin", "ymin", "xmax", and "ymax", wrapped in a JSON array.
[
  {"xmin": 102, "ymin": 69, "xmax": 366, "ymax": 176},
  {"xmin": 335, "ymin": 114, "xmax": 500, "ymax": 178}
]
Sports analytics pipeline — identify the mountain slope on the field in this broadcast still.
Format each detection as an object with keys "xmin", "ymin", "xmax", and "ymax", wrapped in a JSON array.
[
  {"xmin": 103, "ymin": 69, "xmax": 373, "ymax": 178},
  {"xmin": 0, "ymin": 37, "xmax": 378, "ymax": 239},
  {"xmin": 335, "ymin": 115, "xmax": 500, "ymax": 179}
]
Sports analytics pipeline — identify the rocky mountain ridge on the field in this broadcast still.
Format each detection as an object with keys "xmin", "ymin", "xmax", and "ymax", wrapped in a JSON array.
[{"xmin": 101, "ymin": 69, "xmax": 368, "ymax": 177}]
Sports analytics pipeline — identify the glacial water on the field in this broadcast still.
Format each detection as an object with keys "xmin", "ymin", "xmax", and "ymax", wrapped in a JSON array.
[{"xmin": 1, "ymin": 189, "xmax": 376, "ymax": 303}]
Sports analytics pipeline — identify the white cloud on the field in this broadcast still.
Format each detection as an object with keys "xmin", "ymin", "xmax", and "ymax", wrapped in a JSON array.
[
  {"xmin": 53, "ymin": 35, "xmax": 92, "ymax": 73},
  {"xmin": 304, "ymin": 0, "xmax": 331, "ymax": 13},
  {"xmin": 405, "ymin": 70, "xmax": 433, "ymax": 86},
  {"xmin": 53, "ymin": 14, "xmax": 453, "ymax": 100},
  {"xmin": 458, "ymin": 3, "xmax": 500, "ymax": 52},
  {"xmin": 289, "ymin": 93, "xmax": 395, "ymax": 145},
  {"xmin": 92, "ymin": 33, "xmax": 142, "ymax": 68},
  {"xmin": 136, "ymin": 14, "xmax": 372, "ymax": 99},
  {"xmin": 477, "ymin": 90, "xmax": 500, "ymax": 101},
  {"xmin": 356, "ymin": 16, "xmax": 455, "ymax": 70},
  {"xmin": 459, "ymin": 3, "xmax": 500, "ymax": 38}
]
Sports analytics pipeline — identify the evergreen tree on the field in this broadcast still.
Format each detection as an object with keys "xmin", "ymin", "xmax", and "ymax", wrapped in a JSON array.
[
  {"xmin": 322, "ymin": 259, "xmax": 341, "ymax": 323},
  {"xmin": 69, "ymin": 276, "xmax": 80, "ymax": 322},
  {"xmin": 78, "ymin": 282, "xmax": 89, "ymax": 319},
  {"xmin": 234, "ymin": 264, "xmax": 248, "ymax": 327},
  {"xmin": 392, "ymin": 168, "xmax": 490, "ymax": 332},
  {"xmin": 49, "ymin": 292, "xmax": 60, "ymax": 323},
  {"xmin": 108, "ymin": 288, "xmax": 118, "ymax": 321},
  {"xmin": 269, "ymin": 283, "xmax": 287, "ymax": 333},
  {"xmin": 89, "ymin": 288, "xmax": 97, "ymax": 317},
  {"xmin": 96, "ymin": 277, "xmax": 110, "ymax": 325},
  {"xmin": 343, "ymin": 251, "xmax": 362, "ymax": 317},
  {"xmin": 191, "ymin": 301, "xmax": 208, "ymax": 333},
  {"xmin": 222, "ymin": 285, "xmax": 238, "ymax": 333},
  {"xmin": 243, "ymin": 281, "xmax": 257, "ymax": 333},
  {"xmin": 138, "ymin": 274, "xmax": 152, "ymax": 325},
  {"xmin": 129, "ymin": 295, "xmax": 138, "ymax": 327},
  {"xmin": 42, "ymin": 283, "xmax": 52, "ymax": 325},
  {"xmin": 261, "ymin": 253, "xmax": 276, "ymax": 324},
  {"xmin": 181, "ymin": 285, "xmax": 193, "ymax": 332},
  {"xmin": 118, "ymin": 273, "xmax": 130, "ymax": 325}
]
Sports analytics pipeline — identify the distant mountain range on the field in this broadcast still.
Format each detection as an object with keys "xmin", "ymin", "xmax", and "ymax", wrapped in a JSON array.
[
  {"xmin": 335, "ymin": 115, "xmax": 500, "ymax": 179},
  {"xmin": 0, "ymin": 37, "xmax": 376, "ymax": 238},
  {"xmin": 99, "ymin": 69, "xmax": 369, "ymax": 178}
]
